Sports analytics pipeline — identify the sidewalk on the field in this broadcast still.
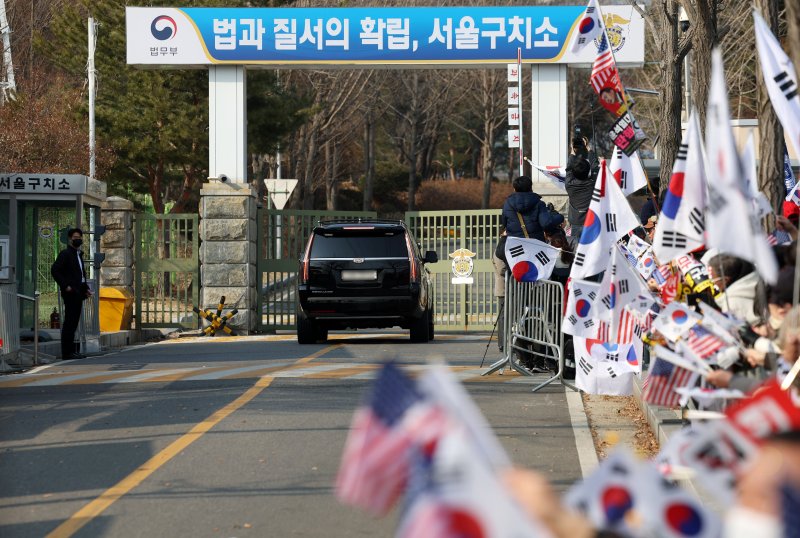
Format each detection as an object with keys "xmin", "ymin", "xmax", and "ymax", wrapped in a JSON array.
[{"xmin": 6, "ymin": 328, "xmax": 174, "ymax": 371}]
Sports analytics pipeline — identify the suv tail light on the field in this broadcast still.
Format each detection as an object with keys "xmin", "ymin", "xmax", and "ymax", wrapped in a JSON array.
[
  {"xmin": 405, "ymin": 234, "xmax": 418, "ymax": 283},
  {"xmin": 301, "ymin": 234, "xmax": 315, "ymax": 283}
]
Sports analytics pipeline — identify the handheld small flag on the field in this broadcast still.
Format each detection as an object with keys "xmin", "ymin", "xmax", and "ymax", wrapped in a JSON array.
[
  {"xmin": 652, "ymin": 302, "xmax": 701, "ymax": 342},
  {"xmin": 504, "ymin": 236, "xmax": 558, "ymax": 283},
  {"xmin": 563, "ymin": 279, "xmax": 602, "ymax": 338}
]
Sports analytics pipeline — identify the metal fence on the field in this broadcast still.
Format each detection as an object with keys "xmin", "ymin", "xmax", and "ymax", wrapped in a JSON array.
[
  {"xmin": 135, "ymin": 214, "xmax": 199, "ymax": 329},
  {"xmin": 256, "ymin": 208, "xmax": 377, "ymax": 332},
  {"xmin": 483, "ymin": 276, "xmax": 577, "ymax": 393},
  {"xmin": 405, "ymin": 210, "xmax": 502, "ymax": 331}
]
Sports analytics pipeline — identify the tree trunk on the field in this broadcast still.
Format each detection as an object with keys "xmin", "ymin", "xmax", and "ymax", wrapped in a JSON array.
[
  {"xmin": 686, "ymin": 0, "xmax": 716, "ymax": 131},
  {"xmin": 786, "ymin": 1, "xmax": 800, "ymax": 79},
  {"xmin": 654, "ymin": 0, "xmax": 686, "ymax": 192},
  {"xmin": 302, "ymin": 124, "xmax": 318, "ymax": 210},
  {"xmin": 362, "ymin": 113, "xmax": 375, "ymax": 211},
  {"xmin": 481, "ymin": 116, "xmax": 495, "ymax": 209},
  {"xmin": 407, "ymin": 72, "xmax": 419, "ymax": 212},
  {"xmin": 755, "ymin": 0, "xmax": 784, "ymax": 219}
]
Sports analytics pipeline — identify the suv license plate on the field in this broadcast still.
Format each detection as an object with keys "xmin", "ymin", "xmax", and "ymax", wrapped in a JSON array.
[{"xmin": 341, "ymin": 270, "xmax": 378, "ymax": 281}]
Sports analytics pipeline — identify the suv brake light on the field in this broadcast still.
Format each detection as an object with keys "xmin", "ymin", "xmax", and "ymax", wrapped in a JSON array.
[
  {"xmin": 301, "ymin": 234, "xmax": 315, "ymax": 283},
  {"xmin": 405, "ymin": 234, "xmax": 418, "ymax": 283}
]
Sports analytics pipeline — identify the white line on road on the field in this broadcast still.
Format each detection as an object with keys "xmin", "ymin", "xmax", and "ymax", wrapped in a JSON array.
[{"xmin": 566, "ymin": 390, "xmax": 598, "ymax": 478}]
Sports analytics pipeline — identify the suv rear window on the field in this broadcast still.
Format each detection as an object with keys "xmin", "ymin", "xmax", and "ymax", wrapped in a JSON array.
[{"xmin": 310, "ymin": 229, "xmax": 408, "ymax": 259}]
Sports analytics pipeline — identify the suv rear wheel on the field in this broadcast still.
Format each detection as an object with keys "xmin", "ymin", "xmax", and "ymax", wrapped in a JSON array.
[
  {"xmin": 410, "ymin": 309, "xmax": 430, "ymax": 343},
  {"xmin": 297, "ymin": 312, "xmax": 322, "ymax": 344}
]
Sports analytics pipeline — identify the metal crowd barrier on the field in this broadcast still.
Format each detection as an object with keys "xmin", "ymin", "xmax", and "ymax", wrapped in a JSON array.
[
  {"xmin": 0, "ymin": 281, "xmax": 42, "ymax": 368},
  {"xmin": 0, "ymin": 282, "xmax": 21, "ymax": 368},
  {"xmin": 483, "ymin": 276, "xmax": 578, "ymax": 393}
]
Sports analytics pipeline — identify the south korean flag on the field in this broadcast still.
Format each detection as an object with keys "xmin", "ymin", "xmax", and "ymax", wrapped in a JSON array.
[
  {"xmin": 504, "ymin": 237, "xmax": 558, "ymax": 283},
  {"xmin": 563, "ymin": 279, "xmax": 601, "ymax": 338},
  {"xmin": 609, "ymin": 147, "xmax": 649, "ymax": 197},
  {"xmin": 570, "ymin": 161, "xmax": 641, "ymax": 279},
  {"xmin": 597, "ymin": 246, "xmax": 650, "ymax": 342},
  {"xmin": 570, "ymin": 0, "xmax": 605, "ymax": 54},
  {"xmin": 754, "ymin": 12, "xmax": 800, "ymax": 164}
]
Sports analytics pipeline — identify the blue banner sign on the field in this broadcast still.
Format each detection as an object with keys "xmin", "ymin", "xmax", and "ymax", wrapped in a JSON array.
[{"xmin": 127, "ymin": 6, "xmax": 644, "ymax": 67}]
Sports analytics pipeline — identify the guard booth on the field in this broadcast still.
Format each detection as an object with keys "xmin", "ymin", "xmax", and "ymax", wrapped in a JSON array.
[{"xmin": 0, "ymin": 174, "xmax": 106, "ymax": 355}]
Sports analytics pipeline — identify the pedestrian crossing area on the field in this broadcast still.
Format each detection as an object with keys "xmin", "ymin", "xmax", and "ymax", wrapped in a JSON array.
[{"xmin": 0, "ymin": 360, "xmax": 536, "ymax": 388}]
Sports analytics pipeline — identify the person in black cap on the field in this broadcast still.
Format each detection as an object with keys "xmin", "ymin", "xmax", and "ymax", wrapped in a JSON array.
[
  {"xmin": 51, "ymin": 228, "xmax": 92, "ymax": 360},
  {"xmin": 565, "ymin": 138, "xmax": 596, "ymax": 246}
]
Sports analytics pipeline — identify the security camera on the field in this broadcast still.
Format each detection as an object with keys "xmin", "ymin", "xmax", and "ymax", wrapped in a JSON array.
[{"xmin": 219, "ymin": 174, "xmax": 229, "ymax": 183}]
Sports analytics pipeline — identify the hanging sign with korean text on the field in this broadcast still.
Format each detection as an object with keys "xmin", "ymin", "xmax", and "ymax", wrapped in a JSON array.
[{"xmin": 127, "ymin": 6, "xmax": 644, "ymax": 67}]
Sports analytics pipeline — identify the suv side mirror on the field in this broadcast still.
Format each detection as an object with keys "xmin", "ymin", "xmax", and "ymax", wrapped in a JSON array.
[{"xmin": 423, "ymin": 251, "xmax": 438, "ymax": 264}]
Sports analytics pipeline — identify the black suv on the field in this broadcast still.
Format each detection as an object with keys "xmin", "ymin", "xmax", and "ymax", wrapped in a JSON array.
[{"xmin": 296, "ymin": 219, "xmax": 438, "ymax": 344}]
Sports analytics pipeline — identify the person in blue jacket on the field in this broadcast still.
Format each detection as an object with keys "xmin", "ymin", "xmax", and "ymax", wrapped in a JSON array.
[
  {"xmin": 500, "ymin": 175, "xmax": 564, "ymax": 242},
  {"xmin": 492, "ymin": 175, "xmax": 564, "ymax": 356}
]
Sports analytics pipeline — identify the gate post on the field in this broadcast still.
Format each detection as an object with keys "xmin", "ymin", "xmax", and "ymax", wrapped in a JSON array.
[
  {"xmin": 200, "ymin": 182, "xmax": 258, "ymax": 334},
  {"xmin": 100, "ymin": 196, "xmax": 135, "ymax": 294}
]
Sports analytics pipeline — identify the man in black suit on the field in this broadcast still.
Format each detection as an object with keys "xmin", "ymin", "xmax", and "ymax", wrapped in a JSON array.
[{"xmin": 51, "ymin": 228, "xmax": 92, "ymax": 359}]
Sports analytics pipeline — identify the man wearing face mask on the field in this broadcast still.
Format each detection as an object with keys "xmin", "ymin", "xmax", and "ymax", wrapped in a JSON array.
[{"xmin": 51, "ymin": 228, "xmax": 92, "ymax": 360}]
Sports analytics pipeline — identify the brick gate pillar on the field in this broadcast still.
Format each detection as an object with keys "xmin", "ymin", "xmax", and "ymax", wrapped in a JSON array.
[
  {"xmin": 100, "ymin": 196, "xmax": 135, "ymax": 294},
  {"xmin": 199, "ymin": 181, "xmax": 258, "ymax": 334}
]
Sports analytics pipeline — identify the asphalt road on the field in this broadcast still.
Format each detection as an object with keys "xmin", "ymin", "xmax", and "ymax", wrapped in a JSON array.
[{"xmin": 0, "ymin": 332, "xmax": 589, "ymax": 537}]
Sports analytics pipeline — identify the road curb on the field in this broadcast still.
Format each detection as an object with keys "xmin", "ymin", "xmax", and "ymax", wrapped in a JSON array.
[{"xmin": 632, "ymin": 372, "xmax": 725, "ymax": 513}]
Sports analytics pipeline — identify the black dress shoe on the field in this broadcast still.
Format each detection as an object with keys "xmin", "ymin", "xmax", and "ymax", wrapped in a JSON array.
[{"xmin": 64, "ymin": 353, "xmax": 83, "ymax": 360}]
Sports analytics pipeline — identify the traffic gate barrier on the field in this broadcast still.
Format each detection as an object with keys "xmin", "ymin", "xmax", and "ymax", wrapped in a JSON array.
[{"xmin": 483, "ymin": 275, "xmax": 577, "ymax": 394}]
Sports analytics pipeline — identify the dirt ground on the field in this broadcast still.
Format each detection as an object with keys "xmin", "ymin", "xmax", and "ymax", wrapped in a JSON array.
[{"xmin": 582, "ymin": 393, "xmax": 659, "ymax": 459}]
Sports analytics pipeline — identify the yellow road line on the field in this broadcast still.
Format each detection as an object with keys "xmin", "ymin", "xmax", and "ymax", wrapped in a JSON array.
[
  {"xmin": 292, "ymin": 344, "xmax": 342, "ymax": 365},
  {"xmin": 45, "ymin": 375, "xmax": 275, "ymax": 538},
  {"xmin": 304, "ymin": 365, "xmax": 379, "ymax": 379},
  {"xmin": 45, "ymin": 344, "xmax": 341, "ymax": 537}
]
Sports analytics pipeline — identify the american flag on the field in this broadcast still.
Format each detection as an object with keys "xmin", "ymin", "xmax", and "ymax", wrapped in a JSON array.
[
  {"xmin": 590, "ymin": 34, "xmax": 618, "ymax": 93},
  {"xmin": 336, "ymin": 363, "xmax": 447, "ymax": 515},
  {"xmin": 596, "ymin": 307, "xmax": 640, "ymax": 344},
  {"xmin": 685, "ymin": 325, "xmax": 726, "ymax": 359},
  {"xmin": 769, "ymin": 229, "xmax": 792, "ymax": 246},
  {"xmin": 642, "ymin": 355, "xmax": 696, "ymax": 407},
  {"xmin": 782, "ymin": 482, "xmax": 800, "ymax": 538},
  {"xmin": 652, "ymin": 264, "xmax": 670, "ymax": 286}
]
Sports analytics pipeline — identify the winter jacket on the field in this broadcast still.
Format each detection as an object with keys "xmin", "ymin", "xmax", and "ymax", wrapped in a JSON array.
[
  {"xmin": 717, "ymin": 271, "xmax": 762, "ymax": 326},
  {"xmin": 565, "ymin": 152, "xmax": 599, "ymax": 226},
  {"xmin": 501, "ymin": 191, "xmax": 564, "ymax": 242}
]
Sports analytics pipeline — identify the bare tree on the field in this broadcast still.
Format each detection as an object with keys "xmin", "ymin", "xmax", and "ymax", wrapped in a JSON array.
[
  {"xmin": 629, "ymin": 0, "xmax": 693, "ymax": 191},
  {"xmin": 448, "ymin": 68, "xmax": 507, "ymax": 208},
  {"xmin": 754, "ymin": 0, "xmax": 784, "ymax": 217},
  {"xmin": 787, "ymin": 0, "xmax": 800, "ymax": 78},
  {"xmin": 381, "ymin": 69, "xmax": 456, "ymax": 211}
]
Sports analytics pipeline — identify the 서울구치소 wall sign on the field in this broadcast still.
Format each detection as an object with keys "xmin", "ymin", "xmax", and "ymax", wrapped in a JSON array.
[
  {"xmin": 126, "ymin": 6, "xmax": 644, "ymax": 68},
  {"xmin": 0, "ymin": 174, "xmax": 107, "ymax": 199}
]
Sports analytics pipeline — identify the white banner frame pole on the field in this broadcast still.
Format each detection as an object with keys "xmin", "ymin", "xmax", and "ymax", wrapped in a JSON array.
[{"xmin": 517, "ymin": 48, "xmax": 524, "ymax": 177}]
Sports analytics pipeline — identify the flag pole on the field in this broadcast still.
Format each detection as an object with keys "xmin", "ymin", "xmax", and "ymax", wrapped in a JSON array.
[
  {"xmin": 517, "ymin": 47, "xmax": 524, "ymax": 177},
  {"xmin": 595, "ymin": 3, "xmax": 660, "ymax": 211}
]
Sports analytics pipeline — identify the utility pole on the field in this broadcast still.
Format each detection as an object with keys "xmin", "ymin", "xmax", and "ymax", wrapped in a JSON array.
[
  {"xmin": 0, "ymin": 0, "xmax": 17, "ymax": 105},
  {"xmin": 88, "ymin": 17, "xmax": 97, "ymax": 179}
]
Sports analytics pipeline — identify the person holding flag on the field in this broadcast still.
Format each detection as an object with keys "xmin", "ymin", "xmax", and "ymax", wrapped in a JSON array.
[{"xmin": 493, "ymin": 175, "xmax": 564, "ymax": 353}]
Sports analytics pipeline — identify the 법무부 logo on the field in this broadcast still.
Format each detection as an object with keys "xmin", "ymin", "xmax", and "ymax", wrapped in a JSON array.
[{"xmin": 151, "ymin": 15, "xmax": 177, "ymax": 41}]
